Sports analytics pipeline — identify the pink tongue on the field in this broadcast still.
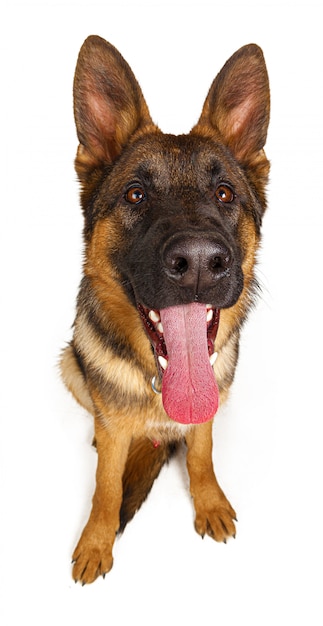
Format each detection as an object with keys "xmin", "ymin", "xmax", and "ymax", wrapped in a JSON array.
[{"xmin": 160, "ymin": 303, "xmax": 219, "ymax": 424}]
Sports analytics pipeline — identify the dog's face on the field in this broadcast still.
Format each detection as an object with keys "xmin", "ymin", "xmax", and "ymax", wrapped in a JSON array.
[
  {"xmin": 103, "ymin": 132, "xmax": 250, "ymax": 312},
  {"xmin": 73, "ymin": 37, "xmax": 270, "ymax": 424}
]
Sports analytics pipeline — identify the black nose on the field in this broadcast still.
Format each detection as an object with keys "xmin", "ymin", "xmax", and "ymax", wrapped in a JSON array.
[{"xmin": 162, "ymin": 233, "xmax": 232, "ymax": 291}]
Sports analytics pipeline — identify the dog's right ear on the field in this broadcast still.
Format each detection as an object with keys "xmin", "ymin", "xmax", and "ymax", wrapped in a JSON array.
[{"xmin": 73, "ymin": 36, "xmax": 156, "ymax": 179}]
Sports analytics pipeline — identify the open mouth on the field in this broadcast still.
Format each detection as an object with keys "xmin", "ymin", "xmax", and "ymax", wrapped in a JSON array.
[
  {"xmin": 138, "ymin": 303, "xmax": 220, "ymax": 374},
  {"xmin": 138, "ymin": 302, "xmax": 220, "ymax": 424}
]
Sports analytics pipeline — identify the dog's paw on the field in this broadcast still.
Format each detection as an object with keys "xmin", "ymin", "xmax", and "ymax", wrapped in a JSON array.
[
  {"xmin": 194, "ymin": 497, "xmax": 237, "ymax": 543},
  {"xmin": 72, "ymin": 537, "xmax": 113, "ymax": 585}
]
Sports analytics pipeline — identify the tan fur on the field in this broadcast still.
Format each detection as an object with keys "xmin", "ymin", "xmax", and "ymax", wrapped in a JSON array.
[
  {"xmin": 74, "ymin": 313, "xmax": 150, "ymax": 399},
  {"xmin": 60, "ymin": 344, "xmax": 94, "ymax": 414}
]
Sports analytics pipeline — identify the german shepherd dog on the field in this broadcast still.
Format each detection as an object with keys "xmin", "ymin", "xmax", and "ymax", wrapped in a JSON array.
[{"xmin": 61, "ymin": 35, "xmax": 270, "ymax": 584}]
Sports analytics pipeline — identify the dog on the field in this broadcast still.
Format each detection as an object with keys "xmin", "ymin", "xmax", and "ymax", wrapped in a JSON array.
[{"xmin": 60, "ymin": 35, "xmax": 270, "ymax": 584}]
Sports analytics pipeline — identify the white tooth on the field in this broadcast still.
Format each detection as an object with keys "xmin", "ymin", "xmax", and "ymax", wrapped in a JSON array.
[
  {"xmin": 209, "ymin": 352, "xmax": 218, "ymax": 367},
  {"xmin": 149, "ymin": 310, "xmax": 160, "ymax": 323},
  {"xmin": 157, "ymin": 322, "xmax": 164, "ymax": 333},
  {"xmin": 206, "ymin": 304, "xmax": 213, "ymax": 309},
  {"xmin": 206, "ymin": 309, "xmax": 213, "ymax": 323},
  {"xmin": 158, "ymin": 355, "xmax": 168, "ymax": 370}
]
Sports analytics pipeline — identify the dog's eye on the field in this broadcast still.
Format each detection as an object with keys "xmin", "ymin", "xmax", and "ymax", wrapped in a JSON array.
[
  {"xmin": 215, "ymin": 184, "xmax": 234, "ymax": 204},
  {"xmin": 125, "ymin": 186, "xmax": 146, "ymax": 205}
]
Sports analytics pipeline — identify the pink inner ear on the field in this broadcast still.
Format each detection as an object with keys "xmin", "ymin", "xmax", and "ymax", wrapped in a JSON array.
[
  {"xmin": 224, "ymin": 93, "xmax": 266, "ymax": 162},
  {"xmin": 228, "ymin": 96, "xmax": 254, "ymax": 136},
  {"xmin": 87, "ymin": 93, "xmax": 116, "ymax": 135},
  {"xmin": 83, "ymin": 92, "xmax": 117, "ymax": 160}
]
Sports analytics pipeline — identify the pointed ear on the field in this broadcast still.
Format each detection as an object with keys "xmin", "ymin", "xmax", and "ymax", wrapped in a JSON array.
[
  {"xmin": 192, "ymin": 44, "xmax": 270, "ymax": 164},
  {"xmin": 73, "ymin": 36, "xmax": 157, "ymax": 178}
]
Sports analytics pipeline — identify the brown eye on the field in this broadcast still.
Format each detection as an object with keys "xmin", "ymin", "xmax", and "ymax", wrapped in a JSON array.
[
  {"xmin": 125, "ymin": 186, "xmax": 146, "ymax": 205},
  {"xmin": 215, "ymin": 184, "xmax": 234, "ymax": 204}
]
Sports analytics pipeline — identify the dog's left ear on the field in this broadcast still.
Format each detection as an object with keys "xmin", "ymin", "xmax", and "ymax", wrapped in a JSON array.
[{"xmin": 192, "ymin": 44, "xmax": 270, "ymax": 164}]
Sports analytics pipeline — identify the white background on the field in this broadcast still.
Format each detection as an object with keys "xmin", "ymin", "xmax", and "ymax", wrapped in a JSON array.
[{"xmin": 1, "ymin": 0, "xmax": 322, "ymax": 623}]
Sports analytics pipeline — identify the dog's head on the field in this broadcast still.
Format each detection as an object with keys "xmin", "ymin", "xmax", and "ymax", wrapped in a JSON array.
[{"xmin": 73, "ymin": 36, "xmax": 270, "ymax": 424}]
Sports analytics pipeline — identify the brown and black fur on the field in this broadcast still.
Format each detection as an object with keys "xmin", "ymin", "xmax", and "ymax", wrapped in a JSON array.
[{"xmin": 61, "ymin": 36, "xmax": 270, "ymax": 584}]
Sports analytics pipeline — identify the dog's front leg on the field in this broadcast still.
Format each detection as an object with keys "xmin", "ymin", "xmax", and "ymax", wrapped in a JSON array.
[
  {"xmin": 186, "ymin": 422, "xmax": 237, "ymax": 543},
  {"xmin": 72, "ymin": 418, "xmax": 131, "ymax": 584}
]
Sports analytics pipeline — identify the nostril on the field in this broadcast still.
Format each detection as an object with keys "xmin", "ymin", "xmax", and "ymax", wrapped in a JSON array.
[
  {"xmin": 211, "ymin": 256, "xmax": 223, "ymax": 270},
  {"xmin": 209, "ymin": 251, "xmax": 231, "ymax": 274},
  {"xmin": 171, "ymin": 257, "xmax": 188, "ymax": 275}
]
